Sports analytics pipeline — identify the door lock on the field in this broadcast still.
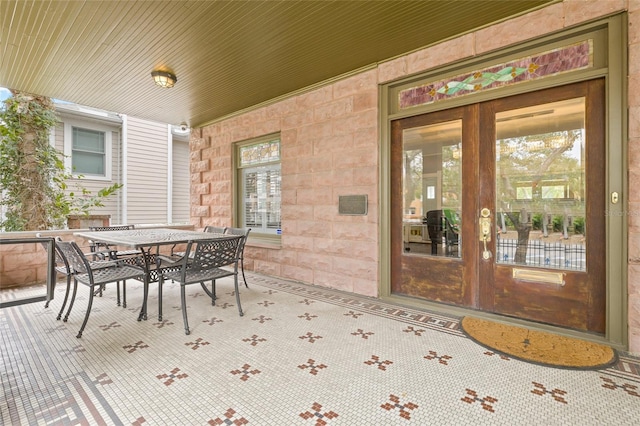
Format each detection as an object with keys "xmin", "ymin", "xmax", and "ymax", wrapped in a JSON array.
[{"xmin": 479, "ymin": 208, "xmax": 492, "ymax": 260}]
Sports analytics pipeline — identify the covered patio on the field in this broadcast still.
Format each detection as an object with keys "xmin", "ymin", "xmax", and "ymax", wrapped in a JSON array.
[{"xmin": 2, "ymin": 1, "xmax": 640, "ymax": 423}]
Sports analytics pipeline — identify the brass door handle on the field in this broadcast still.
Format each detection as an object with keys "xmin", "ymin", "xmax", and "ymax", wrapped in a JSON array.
[
  {"xmin": 479, "ymin": 208, "xmax": 491, "ymax": 242},
  {"xmin": 479, "ymin": 208, "xmax": 492, "ymax": 260}
]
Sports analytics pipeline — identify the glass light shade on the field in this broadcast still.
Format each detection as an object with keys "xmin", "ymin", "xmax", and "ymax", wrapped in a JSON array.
[{"xmin": 151, "ymin": 71, "xmax": 177, "ymax": 88}]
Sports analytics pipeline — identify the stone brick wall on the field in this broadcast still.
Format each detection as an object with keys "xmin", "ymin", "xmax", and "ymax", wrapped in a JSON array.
[
  {"xmin": 194, "ymin": 1, "xmax": 638, "ymax": 351},
  {"xmin": 0, "ymin": 232, "xmax": 92, "ymax": 289},
  {"xmin": 626, "ymin": 0, "xmax": 640, "ymax": 353},
  {"xmin": 193, "ymin": 70, "xmax": 380, "ymax": 296}
]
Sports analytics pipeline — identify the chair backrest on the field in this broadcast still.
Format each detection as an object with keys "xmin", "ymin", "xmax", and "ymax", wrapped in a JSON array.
[
  {"xmin": 36, "ymin": 234, "xmax": 70, "ymax": 274},
  {"xmin": 224, "ymin": 227, "xmax": 251, "ymax": 258},
  {"xmin": 89, "ymin": 225, "xmax": 135, "ymax": 231},
  {"xmin": 425, "ymin": 210, "xmax": 444, "ymax": 242},
  {"xmin": 204, "ymin": 225, "xmax": 226, "ymax": 234},
  {"xmin": 55, "ymin": 240, "xmax": 92, "ymax": 275},
  {"xmin": 183, "ymin": 235, "xmax": 242, "ymax": 271}
]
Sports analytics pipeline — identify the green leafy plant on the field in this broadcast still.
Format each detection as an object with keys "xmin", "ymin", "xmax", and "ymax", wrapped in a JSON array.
[
  {"xmin": 532, "ymin": 213, "xmax": 543, "ymax": 231},
  {"xmin": 552, "ymin": 215, "xmax": 564, "ymax": 233},
  {"xmin": 573, "ymin": 216, "xmax": 585, "ymax": 235},
  {"xmin": 0, "ymin": 91, "xmax": 121, "ymax": 231}
]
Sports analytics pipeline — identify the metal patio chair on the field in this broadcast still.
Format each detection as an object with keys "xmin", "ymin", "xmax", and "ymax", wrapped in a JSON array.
[
  {"xmin": 36, "ymin": 234, "xmax": 116, "ymax": 321},
  {"xmin": 88, "ymin": 224, "xmax": 143, "ymax": 307},
  {"xmin": 158, "ymin": 235, "xmax": 244, "ymax": 335},
  {"xmin": 425, "ymin": 210, "xmax": 459, "ymax": 256},
  {"xmin": 204, "ymin": 225, "xmax": 227, "ymax": 234},
  {"xmin": 55, "ymin": 240, "xmax": 147, "ymax": 338},
  {"xmin": 37, "ymin": 235, "xmax": 73, "ymax": 318},
  {"xmin": 224, "ymin": 227, "xmax": 251, "ymax": 288},
  {"xmin": 167, "ymin": 225, "xmax": 227, "ymax": 262}
]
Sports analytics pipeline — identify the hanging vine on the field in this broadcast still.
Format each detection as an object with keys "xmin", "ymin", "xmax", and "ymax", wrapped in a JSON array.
[{"xmin": 0, "ymin": 90, "xmax": 121, "ymax": 231}]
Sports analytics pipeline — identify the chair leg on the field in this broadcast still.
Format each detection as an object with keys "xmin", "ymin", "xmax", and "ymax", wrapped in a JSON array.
[
  {"xmin": 57, "ymin": 274, "xmax": 72, "ymax": 320},
  {"xmin": 122, "ymin": 280, "xmax": 127, "ymax": 308},
  {"xmin": 116, "ymin": 281, "xmax": 121, "ymax": 306},
  {"xmin": 240, "ymin": 257, "xmax": 248, "ymax": 288},
  {"xmin": 233, "ymin": 275, "xmax": 244, "ymax": 317},
  {"xmin": 137, "ymin": 274, "xmax": 149, "ymax": 321},
  {"xmin": 158, "ymin": 277, "xmax": 164, "ymax": 321},
  {"xmin": 64, "ymin": 278, "xmax": 79, "ymax": 322},
  {"xmin": 199, "ymin": 281, "xmax": 216, "ymax": 306},
  {"xmin": 181, "ymin": 284, "xmax": 190, "ymax": 335},
  {"xmin": 77, "ymin": 286, "xmax": 95, "ymax": 338}
]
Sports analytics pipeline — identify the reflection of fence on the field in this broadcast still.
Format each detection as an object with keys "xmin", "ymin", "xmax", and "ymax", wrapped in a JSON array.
[{"xmin": 496, "ymin": 237, "xmax": 586, "ymax": 271}]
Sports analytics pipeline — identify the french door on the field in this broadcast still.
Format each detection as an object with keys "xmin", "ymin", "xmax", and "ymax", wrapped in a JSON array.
[{"xmin": 390, "ymin": 80, "xmax": 606, "ymax": 333}]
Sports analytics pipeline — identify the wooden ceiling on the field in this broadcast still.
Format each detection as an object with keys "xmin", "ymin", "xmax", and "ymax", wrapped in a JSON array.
[{"xmin": 0, "ymin": 1, "xmax": 555, "ymax": 128}]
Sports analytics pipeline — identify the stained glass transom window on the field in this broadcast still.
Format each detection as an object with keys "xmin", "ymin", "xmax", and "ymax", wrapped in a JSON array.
[
  {"xmin": 240, "ymin": 139, "xmax": 280, "ymax": 167},
  {"xmin": 399, "ymin": 40, "xmax": 593, "ymax": 110}
]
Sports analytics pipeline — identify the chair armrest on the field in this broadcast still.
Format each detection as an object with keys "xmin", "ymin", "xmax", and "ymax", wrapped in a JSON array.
[{"xmin": 157, "ymin": 254, "xmax": 186, "ymax": 266}]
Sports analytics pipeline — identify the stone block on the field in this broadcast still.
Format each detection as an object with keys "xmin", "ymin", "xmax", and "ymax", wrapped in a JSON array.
[
  {"xmin": 297, "ymin": 251, "xmax": 332, "ymax": 271},
  {"xmin": 266, "ymin": 97, "xmax": 298, "ymax": 118},
  {"xmin": 332, "ymin": 109, "xmax": 377, "ymax": 135},
  {"xmin": 191, "ymin": 205, "xmax": 209, "ymax": 217},
  {"xmin": 282, "ymin": 206, "xmax": 314, "ymax": 222},
  {"xmin": 296, "ymin": 86, "xmax": 333, "ymax": 109},
  {"xmin": 296, "ymin": 220, "xmax": 331, "ymax": 238},
  {"xmin": 408, "ymin": 34, "xmax": 475, "ymax": 75},
  {"xmin": 333, "ymin": 147, "xmax": 377, "ymax": 169},
  {"xmin": 281, "ymin": 264, "xmax": 314, "ymax": 283},
  {"xmin": 190, "ymin": 160, "xmax": 210, "ymax": 173},
  {"xmin": 332, "ymin": 222, "xmax": 377, "ymax": 242},
  {"xmin": 332, "ymin": 69, "xmax": 377, "ymax": 99},
  {"xmin": 378, "ymin": 57, "xmax": 407, "ymax": 83},
  {"xmin": 315, "ymin": 271, "xmax": 353, "ymax": 292},
  {"xmin": 296, "ymin": 187, "xmax": 332, "ymax": 205},
  {"xmin": 297, "ymin": 121, "xmax": 333, "ymax": 141},
  {"xmin": 474, "ymin": 5, "xmax": 563, "ymax": 55},
  {"xmin": 353, "ymin": 277, "xmax": 378, "ymax": 297},
  {"xmin": 353, "ymin": 90, "xmax": 378, "ymax": 112},
  {"xmin": 281, "ymin": 110, "xmax": 315, "ymax": 130},
  {"xmin": 563, "ymin": 0, "xmax": 624, "ymax": 28},
  {"xmin": 254, "ymin": 119, "xmax": 281, "ymax": 136},
  {"xmin": 254, "ymin": 260, "xmax": 281, "ymax": 276},
  {"xmin": 267, "ymin": 248, "xmax": 298, "ymax": 266},
  {"xmin": 313, "ymin": 98, "xmax": 354, "ymax": 122},
  {"xmin": 296, "ymin": 154, "xmax": 333, "ymax": 173}
]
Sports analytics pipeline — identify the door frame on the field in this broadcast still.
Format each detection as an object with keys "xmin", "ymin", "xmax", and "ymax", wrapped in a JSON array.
[{"xmin": 379, "ymin": 15, "xmax": 627, "ymax": 349}]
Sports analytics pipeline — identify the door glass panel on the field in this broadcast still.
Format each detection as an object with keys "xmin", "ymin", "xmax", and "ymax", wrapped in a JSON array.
[
  {"xmin": 402, "ymin": 120, "xmax": 462, "ymax": 257},
  {"xmin": 495, "ymin": 98, "xmax": 586, "ymax": 270}
]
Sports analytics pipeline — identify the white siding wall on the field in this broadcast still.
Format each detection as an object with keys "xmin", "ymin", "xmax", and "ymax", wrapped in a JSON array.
[
  {"xmin": 125, "ymin": 117, "xmax": 169, "ymax": 224},
  {"xmin": 55, "ymin": 118, "xmax": 124, "ymax": 224},
  {"xmin": 172, "ymin": 138, "xmax": 190, "ymax": 223}
]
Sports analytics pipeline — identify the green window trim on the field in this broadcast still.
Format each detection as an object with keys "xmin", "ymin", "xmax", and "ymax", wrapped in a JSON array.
[{"xmin": 235, "ymin": 133, "xmax": 282, "ymax": 244}]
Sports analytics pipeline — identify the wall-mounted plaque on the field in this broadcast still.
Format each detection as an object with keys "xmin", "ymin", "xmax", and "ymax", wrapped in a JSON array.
[{"xmin": 338, "ymin": 195, "xmax": 368, "ymax": 215}]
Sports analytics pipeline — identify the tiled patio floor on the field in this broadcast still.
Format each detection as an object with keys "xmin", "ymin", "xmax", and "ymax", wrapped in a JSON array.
[{"xmin": 1, "ymin": 273, "xmax": 639, "ymax": 425}]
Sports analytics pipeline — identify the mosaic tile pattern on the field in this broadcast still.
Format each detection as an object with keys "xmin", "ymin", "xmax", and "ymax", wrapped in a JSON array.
[{"xmin": 2, "ymin": 273, "xmax": 639, "ymax": 425}]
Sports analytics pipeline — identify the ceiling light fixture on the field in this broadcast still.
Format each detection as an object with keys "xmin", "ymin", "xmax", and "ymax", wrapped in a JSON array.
[{"xmin": 151, "ymin": 70, "xmax": 177, "ymax": 88}]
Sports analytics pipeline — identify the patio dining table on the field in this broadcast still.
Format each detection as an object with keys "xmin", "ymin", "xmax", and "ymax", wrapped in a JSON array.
[{"xmin": 73, "ymin": 227, "xmax": 227, "ymax": 319}]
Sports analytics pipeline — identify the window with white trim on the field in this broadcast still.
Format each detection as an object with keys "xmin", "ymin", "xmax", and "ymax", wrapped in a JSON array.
[
  {"xmin": 237, "ymin": 136, "xmax": 281, "ymax": 236},
  {"xmin": 63, "ymin": 120, "xmax": 113, "ymax": 180},
  {"xmin": 72, "ymin": 127, "xmax": 106, "ymax": 176}
]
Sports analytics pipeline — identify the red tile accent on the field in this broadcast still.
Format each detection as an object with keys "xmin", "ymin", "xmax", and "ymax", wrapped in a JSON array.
[{"xmin": 381, "ymin": 394, "xmax": 419, "ymax": 420}]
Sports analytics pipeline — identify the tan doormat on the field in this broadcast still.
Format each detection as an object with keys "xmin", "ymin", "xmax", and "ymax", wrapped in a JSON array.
[{"xmin": 460, "ymin": 316, "xmax": 617, "ymax": 369}]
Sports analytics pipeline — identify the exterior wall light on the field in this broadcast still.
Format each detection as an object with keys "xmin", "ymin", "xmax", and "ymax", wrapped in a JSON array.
[{"xmin": 151, "ymin": 70, "xmax": 177, "ymax": 88}]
